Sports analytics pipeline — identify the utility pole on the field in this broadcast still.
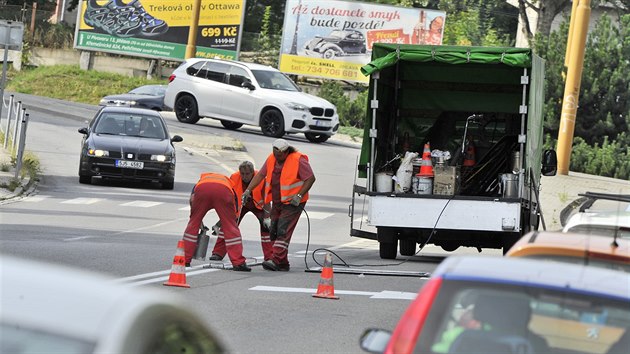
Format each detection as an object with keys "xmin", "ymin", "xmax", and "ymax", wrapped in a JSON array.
[
  {"xmin": 185, "ymin": 0, "xmax": 202, "ymax": 59},
  {"xmin": 557, "ymin": 0, "xmax": 591, "ymax": 175}
]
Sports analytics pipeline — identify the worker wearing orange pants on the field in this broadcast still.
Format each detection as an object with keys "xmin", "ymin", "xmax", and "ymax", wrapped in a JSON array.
[{"xmin": 182, "ymin": 173, "xmax": 250, "ymax": 272}]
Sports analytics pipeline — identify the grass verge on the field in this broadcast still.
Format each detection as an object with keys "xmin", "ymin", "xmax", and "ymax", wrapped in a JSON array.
[{"xmin": 7, "ymin": 65, "xmax": 166, "ymax": 105}]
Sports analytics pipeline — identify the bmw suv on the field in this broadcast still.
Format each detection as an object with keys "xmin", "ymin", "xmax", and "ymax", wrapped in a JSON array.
[{"xmin": 163, "ymin": 58, "xmax": 339, "ymax": 143}]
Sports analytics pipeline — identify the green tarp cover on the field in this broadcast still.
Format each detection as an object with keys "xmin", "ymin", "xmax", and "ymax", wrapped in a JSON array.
[
  {"xmin": 357, "ymin": 44, "xmax": 544, "ymax": 180},
  {"xmin": 361, "ymin": 44, "xmax": 533, "ymax": 76}
]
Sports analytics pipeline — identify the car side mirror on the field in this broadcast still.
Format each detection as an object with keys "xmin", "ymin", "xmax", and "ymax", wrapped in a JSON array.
[
  {"xmin": 241, "ymin": 81, "xmax": 255, "ymax": 90},
  {"xmin": 171, "ymin": 135, "xmax": 183, "ymax": 143},
  {"xmin": 542, "ymin": 149, "xmax": 557, "ymax": 176},
  {"xmin": 78, "ymin": 127, "xmax": 88, "ymax": 135},
  {"xmin": 359, "ymin": 328, "xmax": 391, "ymax": 353}
]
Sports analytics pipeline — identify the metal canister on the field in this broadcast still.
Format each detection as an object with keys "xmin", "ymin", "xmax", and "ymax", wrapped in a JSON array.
[{"xmin": 511, "ymin": 151, "xmax": 521, "ymax": 173}]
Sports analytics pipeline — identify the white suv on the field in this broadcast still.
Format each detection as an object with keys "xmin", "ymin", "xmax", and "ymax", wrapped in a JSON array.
[{"xmin": 163, "ymin": 58, "xmax": 339, "ymax": 143}]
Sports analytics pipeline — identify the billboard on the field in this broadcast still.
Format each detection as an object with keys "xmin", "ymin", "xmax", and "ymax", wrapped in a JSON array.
[
  {"xmin": 279, "ymin": 0, "xmax": 445, "ymax": 83},
  {"xmin": 74, "ymin": 0, "xmax": 246, "ymax": 61}
]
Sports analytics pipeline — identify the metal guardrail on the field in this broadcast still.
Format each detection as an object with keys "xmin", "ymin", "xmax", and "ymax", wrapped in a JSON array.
[{"xmin": 1, "ymin": 93, "xmax": 30, "ymax": 180}]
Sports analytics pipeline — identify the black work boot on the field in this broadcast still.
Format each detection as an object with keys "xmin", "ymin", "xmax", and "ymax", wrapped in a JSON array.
[{"xmin": 232, "ymin": 263, "xmax": 252, "ymax": 272}]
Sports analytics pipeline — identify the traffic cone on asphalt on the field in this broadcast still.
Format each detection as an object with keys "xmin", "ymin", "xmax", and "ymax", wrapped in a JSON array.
[
  {"xmin": 163, "ymin": 240, "xmax": 190, "ymax": 288},
  {"xmin": 312, "ymin": 252, "xmax": 339, "ymax": 300},
  {"xmin": 418, "ymin": 143, "xmax": 434, "ymax": 177}
]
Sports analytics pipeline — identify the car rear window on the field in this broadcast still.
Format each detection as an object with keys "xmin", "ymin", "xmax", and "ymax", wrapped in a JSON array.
[{"xmin": 416, "ymin": 280, "xmax": 630, "ymax": 354}]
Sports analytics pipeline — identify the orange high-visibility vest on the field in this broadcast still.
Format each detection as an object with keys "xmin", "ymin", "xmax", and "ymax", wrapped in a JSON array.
[
  {"xmin": 264, "ymin": 152, "xmax": 310, "ymax": 204},
  {"xmin": 230, "ymin": 170, "xmax": 264, "ymax": 210},
  {"xmin": 197, "ymin": 172, "xmax": 234, "ymax": 193}
]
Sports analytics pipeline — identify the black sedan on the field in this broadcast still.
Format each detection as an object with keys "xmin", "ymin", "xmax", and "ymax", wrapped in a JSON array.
[
  {"xmin": 99, "ymin": 85, "xmax": 167, "ymax": 111},
  {"xmin": 78, "ymin": 107, "xmax": 183, "ymax": 189}
]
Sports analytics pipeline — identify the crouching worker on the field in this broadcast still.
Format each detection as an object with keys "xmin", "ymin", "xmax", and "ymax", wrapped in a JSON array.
[
  {"xmin": 209, "ymin": 161, "xmax": 273, "ymax": 262},
  {"xmin": 182, "ymin": 172, "xmax": 251, "ymax": 272}
]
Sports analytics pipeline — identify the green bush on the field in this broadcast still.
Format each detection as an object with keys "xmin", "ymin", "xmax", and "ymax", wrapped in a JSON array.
[{"xmin": 318, "ymin": 81, "xmax": 367, "ymax": 128}]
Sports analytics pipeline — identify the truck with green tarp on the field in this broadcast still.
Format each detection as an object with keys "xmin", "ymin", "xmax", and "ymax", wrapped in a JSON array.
[{"xmin": 349, "ymin": 44, "xmax": 557, "ymax": 258}]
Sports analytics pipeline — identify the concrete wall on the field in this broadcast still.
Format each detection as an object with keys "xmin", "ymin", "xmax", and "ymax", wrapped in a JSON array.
[{"xmin": 10, "ymin": 48, "xmax": 175, "ymax": 80}]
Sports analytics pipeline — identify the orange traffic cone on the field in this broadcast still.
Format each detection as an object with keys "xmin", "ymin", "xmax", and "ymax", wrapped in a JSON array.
[
  {"xmin": 312, "ymin": 252, "xmax": 339, "ymax": 300},
  {"xmin": 463, "ymin": 138, "xmax": 476, "ymax": 167},
  {"xmin": 417, "ymin": 143, "xmax": 434, "ymax": 177},
  {"xmin": 163, "ymin": 240, "xmax": 190, "ymax": 288}
]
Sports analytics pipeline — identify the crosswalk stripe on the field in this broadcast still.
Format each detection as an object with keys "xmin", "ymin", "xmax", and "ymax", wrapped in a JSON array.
[
  {"xmin": 61, "ymin": 198, "xmax": 102, "ymax": 205},
  {"xmin": 120, "ymin": 201, "xmax": 163, "ymax": 207}
]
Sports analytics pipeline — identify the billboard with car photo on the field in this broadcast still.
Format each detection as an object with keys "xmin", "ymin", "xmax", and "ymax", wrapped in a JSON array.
[
  {"xmin": 279, "ymin": 0, "xmax": 445, "ymax": 83},
  {"xmin": 74, "ymin": 0, "xmax": 246, "ymax": 61}
]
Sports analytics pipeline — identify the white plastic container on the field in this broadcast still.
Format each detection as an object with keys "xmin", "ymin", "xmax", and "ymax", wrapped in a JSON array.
[
  {"xmin": 412, "ymin": 176, "xmax": 433, "ymax": 195},
  {"xmin": 375, "ymin": 172, "xmax": 393, "ymax": 193}
]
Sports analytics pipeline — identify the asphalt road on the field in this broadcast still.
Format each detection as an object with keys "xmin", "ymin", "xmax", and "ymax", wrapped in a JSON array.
[
  {"xmin": 2, "ymin": 94, "xmax": 628, "ymax": 353},
  {"xmin": 0, "ymin": 96, "xmax": 449, "ymax": 354}
]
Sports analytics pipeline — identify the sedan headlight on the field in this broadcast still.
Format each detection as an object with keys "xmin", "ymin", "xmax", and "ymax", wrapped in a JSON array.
[
  {"xmin": 151, "ymin": 154, "xmax": 172, "ymax": 162},
  {"xmin": 285, "ymin": 102, "xmax": 310, "ymax": 111},
  {"xmin": 88, "ymin": 149, "xmax": 109, "ymax": 157}
]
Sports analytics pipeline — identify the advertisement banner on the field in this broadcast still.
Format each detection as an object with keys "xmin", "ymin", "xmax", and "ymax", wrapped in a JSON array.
[
  {"xmin": 279, "ymin": 0, "xmax": 445, "ymax": 83},
  {"xmin": 74, "ymin": 0, "xmax": 246, "ymax": 61}
]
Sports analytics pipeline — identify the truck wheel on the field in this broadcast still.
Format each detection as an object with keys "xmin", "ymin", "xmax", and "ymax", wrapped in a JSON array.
[
  {"xmin": 502, "ymin": 233, "xmax": 521, "ymax": 255},
  {"xmin": 377, "ymin": 227, "xmax": 398, "ymax": 259},
  {"xmin": 440, "ymin": 243, "xmax": 460, "ymax": 252},
  {"xmin": 399, "ymin": 238, "xmax": 416, "ymax": 256},
  {"xmin": 379, "ymin": 241, "xmax": 397, "ymax": 259}
]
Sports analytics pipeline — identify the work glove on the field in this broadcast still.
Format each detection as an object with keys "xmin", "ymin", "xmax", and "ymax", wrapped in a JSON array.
[
  {"xmin": 263, "ymin": 217, "xmax": 271, "ymax": 230},
  {"xmin": 242, "ymin": 189, "xmax": 252, "ymax": 204},
  {"xmin": 290, "ymin": 194, "xmax": 302, "ymax": 207}
]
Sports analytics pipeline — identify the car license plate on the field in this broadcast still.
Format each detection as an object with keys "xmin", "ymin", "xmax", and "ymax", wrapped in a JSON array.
[
  {"xmin": 315, "ymin": 120, "xmax": 331, "ymax": 127},
  {"xmin": 116, "ymin": 160, "xmax": 144, "ymax": 169}
]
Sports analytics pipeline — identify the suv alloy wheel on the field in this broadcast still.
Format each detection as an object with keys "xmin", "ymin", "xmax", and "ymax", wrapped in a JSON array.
[
  {"xmin": 260, "ymin": 109, "xmax": 285, "ymax": 138},
  {"xmin": 174, "ymin": 95, "xmax": 200, "ymax": 124}
]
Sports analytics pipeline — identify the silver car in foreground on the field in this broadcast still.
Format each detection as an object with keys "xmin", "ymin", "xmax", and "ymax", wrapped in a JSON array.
[{"xmin": 0, "ymin": 255, "xmax": 224, "ymax": 353}]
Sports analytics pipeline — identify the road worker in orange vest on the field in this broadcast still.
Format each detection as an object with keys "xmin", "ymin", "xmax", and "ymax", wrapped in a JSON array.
[
  {"xmin": 182, "ymin": 172, "xmax": 251, "ymax": 271},
  {"xmin": 208, "ymin": 161, "xmax": 273, "ymax": 262},
  {"xmin": 243, "ymin": 138, "xmax": 316, "ymax": 271}
]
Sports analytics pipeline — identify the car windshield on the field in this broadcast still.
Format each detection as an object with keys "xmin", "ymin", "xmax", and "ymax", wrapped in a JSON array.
[
  {"xmin": 129, "ymin": 85, "xmax": 165, "ymax": 96},
  {"xmin": 418, "ymin": 281, "xmax": 630, "ymax": 354},
  {"xmin": 1, "ymin": 324, "xmax": 95, "ymax": 354},
  {"xmin": 94, "ymin": 113, "xmax": 166, "ymax": 139},
  {"xmin": 251, "ymin": 70, "xmax": 300, "ymax": 91}
]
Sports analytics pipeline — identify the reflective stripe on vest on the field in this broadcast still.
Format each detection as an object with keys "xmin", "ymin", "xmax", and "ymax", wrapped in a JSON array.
[
  {"xmin": 230, "ymin": 170, "xmax": 264, "ymax": 210},
  {"xmin": 264, "ymin": 152, "xmax": 309, "ymax": 204}
]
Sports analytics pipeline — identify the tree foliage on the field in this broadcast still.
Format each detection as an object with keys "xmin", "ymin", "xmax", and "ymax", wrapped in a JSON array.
[{"xmin": 535, "ymin": 14, "xmax": 630, "ymax": 179}]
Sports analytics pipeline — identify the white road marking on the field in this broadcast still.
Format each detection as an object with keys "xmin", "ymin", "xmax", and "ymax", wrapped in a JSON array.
[
  {"xmin": 120, "ymin": 200, "xmax": 163, "ymax": 207},
  {"xmin": 113, "ymin": 266, "xmax": 219, "ymax": 286},
  {"xmin": 300, "ymin": 211, "xmax": 334, "ymax": 220},
  {"xmin": 63, "ymin": 217, "xmax": 189, "ymax": 241},
  {"xmin": 179, "ymin": 205, "xmax": 190, "ymax": 211},
  {"xmin": 250, "ymin": 285, "xmax": 416, "ymax": 300},
  {"xmin": 330, "ymin": 239, "xmax": 379, "ymax": 250},
  {"xmin": 63, "ymin": 235, "xmax": 99, "ymax": 241},
  {"xmin": 22, "ymin": 195, "xmax": 50, "ymax": 202},
  {"xmin": 61, "ymin": 197, "xmax": 102, "ymax": 204},
  {"xmin": 184, "ymin": 146, "xmax": 234, "ymax": 173}
]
